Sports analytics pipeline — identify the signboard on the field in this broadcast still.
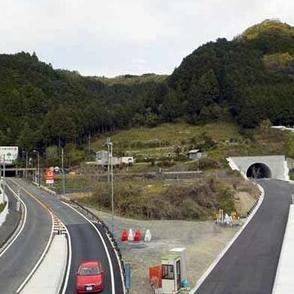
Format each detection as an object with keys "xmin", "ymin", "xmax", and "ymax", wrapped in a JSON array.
[
  {"xmin": 44, "ymin": 168, "xmax": 54, "ymax": 185},
  {"xmin": 125, "ymin": 263, "xmax": 131, "ymax": 290},
  {"xmin": 0, "ymin": 146, "xmax": 18, "ymax": 165}
]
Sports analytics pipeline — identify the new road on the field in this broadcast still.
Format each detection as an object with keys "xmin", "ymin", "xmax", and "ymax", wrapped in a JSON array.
[
  {"xmin": 0, "ymin": 180, "xmax": 52, "ymax": 293},
  {"xmin": 8, "ymin": 178, "xmax": 124, "ymax": 294},
  {"xmin": 195, "ymin": 179, "xmax": 293, "ymax": 294}
]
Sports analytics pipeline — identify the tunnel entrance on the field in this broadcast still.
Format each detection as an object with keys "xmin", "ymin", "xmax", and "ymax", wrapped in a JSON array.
[
  {"xmin": 0, "ymin": 165, "xmax": 17, "ymax": 177},
  {"xmin": 246, "ymin": 163, "xmax": 272, "ymax": 179}
]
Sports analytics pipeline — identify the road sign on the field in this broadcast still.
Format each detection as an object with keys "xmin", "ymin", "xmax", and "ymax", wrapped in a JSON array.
[
  {"xmin": 44, "ymin": 168, "xmax": 54, "ymax": 185},
  {"xmin": 0, "ymin": 146, "xmax": 18, "ymax": 165},
  {"xmin": 125, "ymin": 263, "xmax": 131, "ymax": 290}
]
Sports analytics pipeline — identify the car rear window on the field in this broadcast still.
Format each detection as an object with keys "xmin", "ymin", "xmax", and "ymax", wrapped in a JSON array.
[{"xmin": 79, "ymin": 266, "xmax": 100, "ymax": 276}]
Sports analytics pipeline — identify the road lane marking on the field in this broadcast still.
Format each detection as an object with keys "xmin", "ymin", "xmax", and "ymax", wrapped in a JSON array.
[
  {"xmin": 61, "ymin": 224, "xmax": 72, "ymax": 294},
  {"xmin": 7, "ymin": 180, "xmax": 54, "ymax": 294},
  {"xmin": 190, "ymin": 183, "xmax": 265, "ymax": 293},
  {"xmin": 63, "ymin": 201, "xmax": 116, "ymax": 294}
]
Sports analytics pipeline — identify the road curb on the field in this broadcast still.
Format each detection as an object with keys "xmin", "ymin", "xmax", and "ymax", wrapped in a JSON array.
[{"xmin": 190, "ymin": 183, "xmax": 265, "ymax": 293}]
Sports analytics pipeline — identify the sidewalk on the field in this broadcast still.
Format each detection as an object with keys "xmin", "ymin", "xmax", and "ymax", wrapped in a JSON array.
[{"xmin": 21, "ymin": 234, "xmax": 68, "ymax": 294}]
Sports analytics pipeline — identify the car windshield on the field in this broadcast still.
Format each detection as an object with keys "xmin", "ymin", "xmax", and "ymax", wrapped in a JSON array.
[{"xmin": 79, "ymin": 266, "xmax": 100, "ymax": 276}]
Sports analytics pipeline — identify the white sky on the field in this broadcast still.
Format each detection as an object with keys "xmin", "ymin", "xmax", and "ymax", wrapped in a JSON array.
[{"xmin": 0, "ymin": 0, "xmax": 293, "ymax": 77}]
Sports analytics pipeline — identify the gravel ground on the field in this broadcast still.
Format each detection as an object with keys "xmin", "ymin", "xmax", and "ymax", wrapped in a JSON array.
[{"xmin": 87, "ymin": 208, "xmax": 240, "ymax": 294}]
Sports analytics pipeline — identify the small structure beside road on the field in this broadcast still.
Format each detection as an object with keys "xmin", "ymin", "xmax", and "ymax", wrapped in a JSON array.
[
  {"xmin": 95, "ymin": 150, "xmax": 134, "ymax": 167},
  {"xmin": 188, "ymin": 149, "xmax": 202, "ymax": 161}
]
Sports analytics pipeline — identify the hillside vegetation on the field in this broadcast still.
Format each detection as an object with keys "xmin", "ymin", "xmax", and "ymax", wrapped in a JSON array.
[
  {"xmin": 92, "ymin": 120, "xmax": 288, "ymax": 162},
  {"xmin": 0, "ymin": 19, "xmax": 294, "ymax": 157}
]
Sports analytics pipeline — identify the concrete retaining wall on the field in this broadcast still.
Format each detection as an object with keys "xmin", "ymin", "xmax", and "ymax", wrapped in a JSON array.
[{"xmin": 0, "ymin": 185, "xmax": 9, "ymax": 226}]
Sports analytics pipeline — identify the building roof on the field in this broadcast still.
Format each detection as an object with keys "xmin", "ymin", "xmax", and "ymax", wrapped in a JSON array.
[{"xmin": 188, "ymin": 149, "xmax": 200, "ymax": 154}]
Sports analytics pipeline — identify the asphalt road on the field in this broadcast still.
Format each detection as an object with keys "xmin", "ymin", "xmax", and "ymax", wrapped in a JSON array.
[
  {"xmin": 12, "ymin": 178, "xmax": 124, "ymax": 294},
  {"xmin": 195, "ymin": 179, "xmax": 293, "ymax": 294},
  {"xmin": 0, "ymin": 179, "xmax": 52, "ymax": 294}
]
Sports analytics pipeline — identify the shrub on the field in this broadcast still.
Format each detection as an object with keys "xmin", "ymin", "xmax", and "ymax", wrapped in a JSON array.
[
  {"xmin": 157, "ymin": 160, "xmax": 175, "ymax": 168},
  {"xmin": 199, "ymin": 158, "xmax": 221, "ymax": 170},
  {"xmin": 182, "ymin": 199, "xmax": 201, "ymax": 219}
]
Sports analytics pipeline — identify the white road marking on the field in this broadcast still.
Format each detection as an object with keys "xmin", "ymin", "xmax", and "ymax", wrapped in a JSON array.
[{"xmin": 63, "ymin": 201, "xmax": 116, "ymax": 294}]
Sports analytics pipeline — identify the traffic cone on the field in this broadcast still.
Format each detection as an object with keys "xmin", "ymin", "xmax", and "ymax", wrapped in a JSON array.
[
  {"xmin": 128, "ymin": 228, "xmax": 134, "ymax": 241},
  {"xmin": 144, "ymin": 229, "xmax": 152, "ymax": 242},
  {"xmin": 121, "ymin": 229, "xmax": 128, "ymax": 242}
]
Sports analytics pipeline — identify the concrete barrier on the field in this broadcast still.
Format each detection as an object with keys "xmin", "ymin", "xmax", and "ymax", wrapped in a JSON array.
[
  {"xmin": 20, "ymin": 235, "xmax": 68, "ymax": 294},
  {"xmin": 32, "ymin": 181, "xmax": 57, "ymax": 196},
  {"xmin": 0, "ymin": 185, "xmax": 9, "ymax": 227},
  {"xmin": 272, "ymin": 205, "xmax": 294, "ymax": 294}
]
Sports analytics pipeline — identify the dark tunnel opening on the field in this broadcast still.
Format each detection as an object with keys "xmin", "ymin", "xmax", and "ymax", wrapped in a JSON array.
[
  {"xmin": 246, "ymin": 163, "xmax": 272, "ymax": 179},
  {"xmin": 0, "ymin": 166, "xmax": 17, "ymax": 177}
]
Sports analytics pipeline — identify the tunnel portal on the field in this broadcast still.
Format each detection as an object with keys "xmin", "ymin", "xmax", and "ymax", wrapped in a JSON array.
[{"xmin": 246, "ymin": 163, "xmax": 272, "ymax": 179}]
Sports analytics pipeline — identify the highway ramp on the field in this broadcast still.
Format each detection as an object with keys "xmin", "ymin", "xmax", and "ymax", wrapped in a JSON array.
[
  {"xmin": 12, "ymin": 178, "xmax": 124, "ymax": 294},
  {"xmin": 195, "ymin": 179, "xmax": 293, "ymax": 294}
]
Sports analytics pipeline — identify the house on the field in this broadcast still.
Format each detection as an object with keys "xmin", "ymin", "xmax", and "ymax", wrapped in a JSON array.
[
  {"xmin": 95, "ymin": 151, "xmax": 134, "ymax": 166},
  {"xmin": 188, "ymin": 149, "xmax": 202, "ymax": 161},
  {"xmin": 96, "ymin": 150, "xmax": 120, "ymax": 166},
  {"xmin": 96, "ymin": 150, "xmax": 109, "ymax": 166}
]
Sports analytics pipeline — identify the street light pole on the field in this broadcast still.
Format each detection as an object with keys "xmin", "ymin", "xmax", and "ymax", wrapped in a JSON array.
[
  {"xmin": 61, "ymin": 148, "xmax": 65, "ymax": 196},
  {"xmin": 33, "ymin": 150, "xmax": 40, "ymax": 186},
  {"xmin": 110, "ymin": 141, "xmax": 114, "ymax": 235},
  {"xmin": 25, "ymin": 151, "xmax": 28, "ymax": 179},
  {"xmin": 23, "ymin": 151, "xmax": 28, "ymax": 179},
  {"xmin": 106, "ymin": 137, "xmax": 114, "ymax": 234},
  {"xmin": 3, "ymin": 154, "xmax": 5, "ymax": 181}
]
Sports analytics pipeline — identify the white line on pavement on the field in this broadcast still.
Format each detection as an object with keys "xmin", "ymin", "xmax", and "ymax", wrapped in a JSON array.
[{"xmin": 63, "ymin": 201, "xmax": 116, "ymax": 294}]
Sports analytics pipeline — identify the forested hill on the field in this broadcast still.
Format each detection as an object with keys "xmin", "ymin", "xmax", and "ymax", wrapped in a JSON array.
[
  {"xmin": 1, "ymin": 19, "xmax": 294, "ymax": 152},
  {"xmin": 0, "ymin": 53, "xmax": 170, "ymax": 150},
  {"xmin": 169, "ymin": 19, "xmax": 294, "ymax": 128}
]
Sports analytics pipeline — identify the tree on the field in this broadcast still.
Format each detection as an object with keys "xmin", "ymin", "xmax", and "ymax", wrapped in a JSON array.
[
  {"xmin": 186, "ymin": 70, "xmax": 220, "ymax": 123},
  {"xmin": 286, "ymin": 133, "xmax": 294, "ymax": 159}
]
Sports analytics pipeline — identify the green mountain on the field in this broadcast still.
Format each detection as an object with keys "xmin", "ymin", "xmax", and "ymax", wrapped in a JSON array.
[
  {"xmin": 169, "ymin": 19, "xmax": 294, "ymax": 128},
  {"xmin": 1, "ymin": 19, "xmax": 294, "ymax": 152}
]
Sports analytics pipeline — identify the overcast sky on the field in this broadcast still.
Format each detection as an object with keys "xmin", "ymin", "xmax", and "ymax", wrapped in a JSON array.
[{"xmin": 0, "ymin": 0, "xmax": 293, "ymax": 77}]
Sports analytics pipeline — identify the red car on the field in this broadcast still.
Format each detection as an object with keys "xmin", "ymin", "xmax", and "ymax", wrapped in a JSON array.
[{"xmin": 76, "ymin": 260, "xmax": 104, "ymax": 293}]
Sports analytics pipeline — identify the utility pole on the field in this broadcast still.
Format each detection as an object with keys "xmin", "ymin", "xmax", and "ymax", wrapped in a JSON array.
[
  {"xmin": 3, "ymin": 154, "xmax": 5, "ymax": 181},
  {"xmin": 107, "ymin": 137, "xmax": 110, "ymax": 183},
  {"xmin": 25, "ymin": 151, "xmax": 28, "ymax": 179},
  {"xmin": 106, "ymin": 137, "xmax": 114, "ymax": 234},
  {"xmin": 88, "ymin": 132, "xmax": 91, "ymax": 154},
  {"xmin": 61, "ymin": 148, "xmax": 65, "ymax": 196}
]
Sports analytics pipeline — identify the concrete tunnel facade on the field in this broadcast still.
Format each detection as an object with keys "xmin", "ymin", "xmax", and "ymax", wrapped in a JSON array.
[{"xmin": 227, "ymin": 155, "xmax": 289, "ymax": 181}]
